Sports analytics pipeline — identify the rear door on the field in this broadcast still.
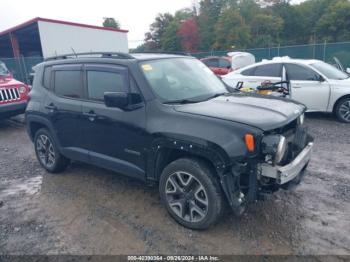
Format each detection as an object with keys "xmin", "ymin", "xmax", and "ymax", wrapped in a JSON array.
[
  {"xmin": 44, "ymin": 64, "xmax": 87, "ymax": 161},
  {"xmin": 81, "ymin": 64, "xmax": 147, "ymax": 178},
  {"xmin": 233, "ymin": 63, "xmax": 282, "ymax": 89},
  {"xmin": 284, "ymin": 63, "xmax": 330, "ymax": 111}
]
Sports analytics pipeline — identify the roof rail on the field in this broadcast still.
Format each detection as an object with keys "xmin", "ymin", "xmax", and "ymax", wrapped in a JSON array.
[
  {"xmin": 131, "ymin": 51, "xmax": 192, "ymax": 56},
  {"xmin": 45, "ymin": 52, "xmax": 134, "ymax": 61}
]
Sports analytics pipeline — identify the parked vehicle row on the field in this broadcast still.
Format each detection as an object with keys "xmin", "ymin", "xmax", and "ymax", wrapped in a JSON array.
[
  {"xmin": 26, "ymin": 52, "xmax": 313, "ymax": 229},
  {"xmin": 0, "ymin": 61, "xmax": 29, "ymax": 119}
]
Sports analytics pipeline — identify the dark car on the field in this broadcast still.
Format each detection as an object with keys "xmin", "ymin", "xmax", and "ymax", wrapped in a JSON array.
[{"xmin": 26, "ymin": 52, "xmax": 313, "ymax": 229}]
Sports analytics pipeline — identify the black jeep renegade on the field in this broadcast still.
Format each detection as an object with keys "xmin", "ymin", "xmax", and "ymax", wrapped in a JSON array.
[{"xmin": 26, "ymin": 52, "xmax": 313, "ymax": 229}]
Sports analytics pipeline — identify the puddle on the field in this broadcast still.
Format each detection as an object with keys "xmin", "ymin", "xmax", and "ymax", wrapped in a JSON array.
[{"xmin": 0, "ymin": 176, "xmax": 43, "ymax": 198}]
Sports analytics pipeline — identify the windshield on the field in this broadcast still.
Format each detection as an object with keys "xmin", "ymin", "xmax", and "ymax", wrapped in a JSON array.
[
  {"xmin": 140, "ymin": 58, "xmax": 228, "ymax": 103},
  {"xmin": 311, "ymin": 61, "xmax": 349, "ymax": 80},
  {"xmin": 0, "ymin": 62, "xmax": 9, "ymax": 76}
]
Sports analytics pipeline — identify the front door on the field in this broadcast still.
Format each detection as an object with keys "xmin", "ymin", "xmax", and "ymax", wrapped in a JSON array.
[
  {"xmin": 81, "ymin": 64, "xmax": 147, "ymax": 179},
  {"xmin": 285, "ymin": 63, "xmax": 330, "ymax": 111}
]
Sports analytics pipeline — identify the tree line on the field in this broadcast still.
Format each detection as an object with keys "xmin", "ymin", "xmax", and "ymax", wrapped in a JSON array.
[{"xmin": 132, "ymin": 0, "xmax": 350, "ymax": 53}]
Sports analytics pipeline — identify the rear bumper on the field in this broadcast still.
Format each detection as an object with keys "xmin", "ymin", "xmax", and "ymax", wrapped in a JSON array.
[
  {"xmin": 259, "ymin": 142, "xmax": 314, "ymax": 185},
  {"xmin": 0, "ymin": 101, "xmax": 27, "ymax": 118}
]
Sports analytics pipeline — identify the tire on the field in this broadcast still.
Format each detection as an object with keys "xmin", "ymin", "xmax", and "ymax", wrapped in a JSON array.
[
  {"xmin": 159, "ymin": 158, "xmax": 224, "ymax": 230},
  {"xmin": 335, "ymin": 97, "xmax": 350, "ymax": 123},
  {"xmin": 34, "ymin": 128, "xmax": 69, "ymax": 173}
]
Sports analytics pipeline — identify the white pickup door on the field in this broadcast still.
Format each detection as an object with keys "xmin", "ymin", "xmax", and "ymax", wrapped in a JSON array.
[{"xmin": 285, "ymin": 63, "xmax": 331, "ymax": 112}]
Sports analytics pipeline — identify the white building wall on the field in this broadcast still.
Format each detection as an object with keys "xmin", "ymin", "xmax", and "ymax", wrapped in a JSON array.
[{"xmin": 38, "ymin": 21, "xmax": 128, "ymax": 58}]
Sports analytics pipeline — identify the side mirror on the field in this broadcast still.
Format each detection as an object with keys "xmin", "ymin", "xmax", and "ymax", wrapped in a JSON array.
[
  {"xmin": 104, "ymin": 92, "xmax": 129, "ymax": 109},
  {"xmin": 346, "ymin": 68, "xmax": 350, "ymax": 74}
]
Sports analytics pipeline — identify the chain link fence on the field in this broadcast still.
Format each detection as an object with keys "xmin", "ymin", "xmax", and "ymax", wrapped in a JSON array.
[
  {"xmin": 1, "ymin": 42, "xmax": 349, "ymax": 84},
  {"xmin": 191, "ymin": 41, "xmax": 350, "ymax": 69}
]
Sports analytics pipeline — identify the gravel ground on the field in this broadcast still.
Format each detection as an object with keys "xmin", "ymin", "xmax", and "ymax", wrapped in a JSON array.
[{"xmin": 0, "ymin": 113, "xmax": 349, "ymax": 255}]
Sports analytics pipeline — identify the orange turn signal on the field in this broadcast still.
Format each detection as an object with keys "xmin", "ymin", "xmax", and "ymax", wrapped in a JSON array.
[{"xmin": 245, "ymin": 134, "xmax": 255, "ymax": 152}]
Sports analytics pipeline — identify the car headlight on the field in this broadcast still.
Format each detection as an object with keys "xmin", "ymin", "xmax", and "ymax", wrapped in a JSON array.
[
  {"xmin": 298, "ymin": 113, "xmax": 305, "ymax": 125},
  {"xmin": 275, "ymin": 136, "xmax": 287, "ymax": 164},
  {"xmin": 262, "ymin": 135, "xmax": 287, "ymax": 164},
  {"xmin": 18, "ymin": 86, "xmax": 27, "ymax": 94}
]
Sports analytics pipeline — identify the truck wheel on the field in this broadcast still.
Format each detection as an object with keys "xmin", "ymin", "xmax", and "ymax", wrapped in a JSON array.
[
  {"xmin": 159, "ymin": 158, "xmax": 224, "ymax": 230},
  {"xmin": 34, "ymin": 128, "xmax": 69, "ymax": 173},
  {"xmin": 335, "ymin": 97, "xmax": 350, "ymax": 123}
]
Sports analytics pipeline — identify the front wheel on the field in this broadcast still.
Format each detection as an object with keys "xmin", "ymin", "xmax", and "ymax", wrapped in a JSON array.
[
  {"xmin": 335, "ymin": 97, "xmax": 350, "ymax": 123},
  {"xmin": 159, "ymin": 158, "xmax": 224, "ymax": 230}
]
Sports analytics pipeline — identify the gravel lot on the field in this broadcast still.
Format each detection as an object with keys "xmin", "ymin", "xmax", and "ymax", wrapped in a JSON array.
[{"xmin": 0, "ymin": 113, "xmax": 349, "ymax": 255}]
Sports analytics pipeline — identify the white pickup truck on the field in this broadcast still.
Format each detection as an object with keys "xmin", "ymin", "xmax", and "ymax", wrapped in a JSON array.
[{"xmin": 223, "ymin": 57, "xmax": 350, "ymax": 123}]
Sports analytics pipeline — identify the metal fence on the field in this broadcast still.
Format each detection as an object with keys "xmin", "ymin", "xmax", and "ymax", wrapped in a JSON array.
[
  {"xmin": 0, "ymin": 56, "xmax": 43, "ymax": 84},
  {"xmin": 1, "ymin": 41, "xmax": 350, "ymax": 84},
  {"xmin": 191, "ymin": 41, "xmax": 350, "ymax": 69}
]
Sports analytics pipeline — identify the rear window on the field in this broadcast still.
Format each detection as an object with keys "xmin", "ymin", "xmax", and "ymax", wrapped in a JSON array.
[
  {"xmin": 203, "ymin": 58, "xmax": 219, "ymax": 67},
  {"xmin": 43, "ymin": 67, "xmax": 52, "ymax": 89},
  {"xmin": 219, "ymin": 59, "xmax": 231, "ymax": 68},
  {"xmin": 241, "ymin": 67, "xmax": 256, "ymax": 76},
  {"xmin": 254, "ymin": 64, "xmax": 281, "ymax": 77},
  {"xmin": 87, "ymin": 71, "xmax": 126, "ymax": 101},
  {"xmin": 54, "ymin": 71, "xmax": 83, "ymax": 99}
]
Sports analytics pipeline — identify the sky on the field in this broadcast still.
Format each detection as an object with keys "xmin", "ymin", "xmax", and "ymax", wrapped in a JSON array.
[{"xmin": 0, "ymin": 0, "xmax": 305, "ymax": 49}]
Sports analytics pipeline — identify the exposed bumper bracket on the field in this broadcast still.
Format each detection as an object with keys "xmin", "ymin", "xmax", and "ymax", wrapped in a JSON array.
[{"xmin": 259, "ymin": 142, "xmax": 314, "ymax": 185}]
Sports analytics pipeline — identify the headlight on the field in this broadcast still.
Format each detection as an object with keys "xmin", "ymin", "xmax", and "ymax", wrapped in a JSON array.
[
  {"xmin": 18, "ymin": 86, "xmax": 27, "ymax": 94},
  {"xmin": 275, "ymin": 136, "xmax": 287, "ymax": 164},
  {"xmin": 262, "ymin": 135, "xmax": 287, "ymax": 164},
  {"xmin": 298, "ymin": 113, "xmax": 305, "ymax": 125}
]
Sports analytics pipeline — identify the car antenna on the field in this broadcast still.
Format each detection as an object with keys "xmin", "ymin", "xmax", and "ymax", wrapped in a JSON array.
[{"xmin": 71, "ymin": 47, "xmax": 78, "ymax": 58}]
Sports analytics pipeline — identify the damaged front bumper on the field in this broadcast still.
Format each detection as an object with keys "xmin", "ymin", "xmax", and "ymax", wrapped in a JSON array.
[{"xmin": 259, "ymin": 142, "xmax": 314, "ymax": 185}]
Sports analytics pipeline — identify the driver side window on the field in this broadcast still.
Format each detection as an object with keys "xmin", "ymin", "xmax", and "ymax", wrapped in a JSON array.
[{"xmin": 285, "ymin": 63, "xmax": 320, "ymax": 81}]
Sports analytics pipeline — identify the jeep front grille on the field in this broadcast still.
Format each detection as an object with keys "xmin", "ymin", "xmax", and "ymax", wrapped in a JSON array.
[{"xmin": 0, "ymin": 88, "xmax": 20, "ymax": 102}]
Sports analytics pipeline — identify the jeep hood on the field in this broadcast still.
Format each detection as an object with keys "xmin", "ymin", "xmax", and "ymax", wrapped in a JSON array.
[
  {"xmin": 0, "ymin": 78, "xmax": 24, "ymax": 88},
  {"xmin": 174, "ymin": 93, "xmax": 305, "ymax": 131}
]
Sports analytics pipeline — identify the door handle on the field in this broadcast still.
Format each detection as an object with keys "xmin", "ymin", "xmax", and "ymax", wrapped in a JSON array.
[
  {"xmin": 293, "ymin": 85, "xmax": 302, "ymax": 88},
  {"xmin": 45, "ymin": 103, "xmax": 57, "ymax": 111},
  {"xmin": 83, "ymin": 111, "xmax": 97, "ymax": 122}
]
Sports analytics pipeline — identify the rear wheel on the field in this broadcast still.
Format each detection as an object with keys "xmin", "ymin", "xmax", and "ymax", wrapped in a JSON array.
[
  {"xmin": 34, "ymin": 128, "xmax": 69, "ymax": 173},
  {"xmin": 335, "ymin": 97, "xmax": 350, "ymax": 123},
  {"xmin": 159, "ymin": 158, "xmax": 224, "ymax": 230}
]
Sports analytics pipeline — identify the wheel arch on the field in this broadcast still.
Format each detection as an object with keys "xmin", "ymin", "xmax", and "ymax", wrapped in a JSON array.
[
  {"xmin": 333, "ymin": 94, "xmax": 350, "ymax": 113},
  {"xmin": 26, "ymin": 115, "xmax": 61, "ymax": 149},
  {"xmin": 146, "ymin": 136, "xmax": 230, "ymax": 182}
]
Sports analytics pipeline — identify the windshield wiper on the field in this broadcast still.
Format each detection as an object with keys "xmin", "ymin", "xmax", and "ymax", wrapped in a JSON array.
[
  {"xmin": 203, "ymin": 92, "xmax": 229, "ymax": 101},
  {"xmin": 163, "ymin": 99, "xmax": 201, "ymax": 105},
  {"xmin": 164, "ymin": 93, "xmax": 229, "ymax": 105}
]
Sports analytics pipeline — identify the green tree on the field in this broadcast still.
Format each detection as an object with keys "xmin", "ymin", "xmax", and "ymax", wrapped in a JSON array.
[
  {"xmin": 175, "ymin": 8, "xmax": 195, "ymax": 21},
  {"xmin": 197, "ymin": 0, "xmax": 228, "ymax": 50},
  {"xmin": 145, "ymin": 13, "xmax": 174, "ymax": 50},
  {"xmin": 214, "ymin": 7, "xmax": 251, "ymax": 50},
  {"xmin": 294, "ymin": 0, "xmax": 336, "ymax": 43},
  {"xmin": 160, "ymin": 20, "xmax": 181, "ymax": 51},
  {"xmin": 250, "ymin": 14, "xmax": 284, "ymax": 47},
  {"xmin": 102, "ymin": 18, "xmax": 120, "ymax": 29},
  {"xmin": 238, "ymin": 0, "xmax": 261, "ymax": 22},
  {"xmin": 316, "ymin": 0, "xmax": 350, "ymax": 42}
]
